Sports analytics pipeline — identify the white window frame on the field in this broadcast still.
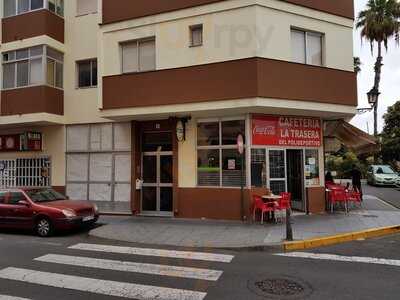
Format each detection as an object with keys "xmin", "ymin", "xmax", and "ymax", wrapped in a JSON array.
[
  {"xmin": 3, "ymin": 0, "xmax": 64, "ymax": 18},
  {"xmin": 196, "ymin": 116, "xmax": 247, "ymax": 188},
  {"xmin": 291, "ymin": 28, "xmax": 324, "ymax": 66},
  {"xmin": 120, "ymin": 37, "xmax": 156, "ymax": 74},
  {"xmin": 76, "ymin": 58, "xmax": 97, "ymax": 88},
  {"xmin": 189, "ymin": 24, "xmax": 203, "ymax": 47},
  {"xmin": 2, "ymin": 45, "xmax": 64, "ymax": 90}
]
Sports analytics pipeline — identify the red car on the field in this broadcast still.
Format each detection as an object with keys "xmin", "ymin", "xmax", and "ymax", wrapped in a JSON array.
[{"xmin": 0, "ymin": 188, "xmax": 99, "ymax": 237}]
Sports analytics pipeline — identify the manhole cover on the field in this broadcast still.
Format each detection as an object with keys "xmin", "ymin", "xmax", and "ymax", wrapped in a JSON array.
[
  {"xmin": 248, "ymin": 275, "xmax": 313, "ymax": 299},
  {"xmin": 255, "ymin": 278, "xmax": 304, "ymax": 296}
]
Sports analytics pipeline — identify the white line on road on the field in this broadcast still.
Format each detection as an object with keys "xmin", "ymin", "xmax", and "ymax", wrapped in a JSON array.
[
  {"xmin": 69, "ymin": 243, "xmax": 234, "ymax": 263},
  {"xmin": 35, "ymin": 254, "xmax": 223, "ymax": 281},
  {"xmin": 0, "ymin": 296, "xmax": 31, "ymax": 300},
  {"xmin": 0, "ymin": 267, "xmax": 207, "ymax": 300},
  {"xmin": 276, "ymin": 252, "xmax": 400, "ymax": 267}
]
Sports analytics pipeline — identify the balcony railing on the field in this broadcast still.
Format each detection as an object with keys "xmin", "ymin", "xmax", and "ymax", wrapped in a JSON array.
[
  {"xmin": 102, "ymin": 0, "xmax": 354, "ymax": 25},
  {"xmin": 1, "ymin": 86, "xmax": 64, "ymax": 116},
  {"xmin": 2, "ymin": 9, "xmax": 64, "ymax": 43},
  {"xmin": 102, "ymin": 57, "xmax": 357, "ymax": 110}
]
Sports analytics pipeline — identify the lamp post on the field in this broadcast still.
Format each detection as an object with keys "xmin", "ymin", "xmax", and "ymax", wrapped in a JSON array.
[{"xmin": 367, "ymin": 87, "xmax": 380, "ymax": 137}]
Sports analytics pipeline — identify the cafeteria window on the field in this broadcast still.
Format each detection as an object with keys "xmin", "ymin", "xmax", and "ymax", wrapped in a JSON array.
[
  {"xmin": 305, "ymin": 149, "xmax": 320, "ymax": 186},
  {"xmin": 250, "ymin": 149, "xmax": 287, "ymax": 194},
  {"xmin": 197, "ymin": 118, "xmax": 246, "ymax": 187}
]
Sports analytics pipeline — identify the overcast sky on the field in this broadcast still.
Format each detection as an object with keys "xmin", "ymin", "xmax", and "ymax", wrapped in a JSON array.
[{"xmin": 351, "ymin": 0, "xmax": 400, "ymax": 134}]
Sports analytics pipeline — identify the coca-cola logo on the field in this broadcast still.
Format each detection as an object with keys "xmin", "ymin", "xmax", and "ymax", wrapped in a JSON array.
[{"xmin": 253, "ymin": 125, "xmax": 276, "ymax": 136}]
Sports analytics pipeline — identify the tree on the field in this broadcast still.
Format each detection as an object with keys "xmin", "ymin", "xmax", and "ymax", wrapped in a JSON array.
[
  {"xmin": 356, "ymin": 0, "xmax": 400, "ymax": 136},
  {"xmin": 354, "ymin": 57, "xmax": 362, "ymax": 74},
  {"xmin": 381, "ymin": 101, "xmax": 400, "ymax": 164}
]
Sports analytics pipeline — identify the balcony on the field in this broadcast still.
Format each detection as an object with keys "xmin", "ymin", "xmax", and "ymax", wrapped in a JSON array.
[
  {"xmin": 1, "ymin": 86, "xmax": 64, "ymax": 117},
  {"xmin": 102, "ymin": 57, "xmax": 357, "ymax": 111},
  {"xmin": 2, "ymin": 10, "xmax": 64, "ymax": 44},
  {"xmin": 102, "ymin": 0, "xmax": 354, "ymax": 25}
]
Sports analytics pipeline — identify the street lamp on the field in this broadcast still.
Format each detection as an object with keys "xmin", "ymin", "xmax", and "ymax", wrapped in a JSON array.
[
  {"xmin": 367, "ymin": 87, "xmax": 380, "ymax": 107},
  {"xmin": 367, "ymin": 87, "xmax": 380, "ymax": 138}
]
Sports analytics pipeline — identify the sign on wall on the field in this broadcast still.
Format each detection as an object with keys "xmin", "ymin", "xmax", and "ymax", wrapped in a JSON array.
[
  {"xmin": 252, "ymin": 115, "xmax": 322, "ymax": 147},
  {"xmin": 0, "ymin": 135, "xmax": 21, "ymax": 152},
  {"xmin": 0, "ymin": 132, "xmax": 42, "ymax": 152}
]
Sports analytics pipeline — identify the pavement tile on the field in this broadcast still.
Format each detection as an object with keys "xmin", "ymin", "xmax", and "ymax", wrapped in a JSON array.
[{"xmin": 91, "ymin": 207, "xmax": 400, "ymax": 248}]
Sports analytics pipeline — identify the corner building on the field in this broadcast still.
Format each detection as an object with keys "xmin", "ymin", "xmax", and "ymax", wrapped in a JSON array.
[{"xmin": 0, "ymin": 0, "xmax": 357, "ymax": 219}]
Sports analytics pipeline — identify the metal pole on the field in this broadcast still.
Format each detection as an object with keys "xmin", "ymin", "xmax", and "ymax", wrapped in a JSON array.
[
  {"xmin": 286, "ymin": 208, "xmax": 293, "ymax": 241},
  {"xmin": 240, "ymin": 152, "xmax": 245, "ymax": 221},
  {"xmin": 374, "ymin": 101, "xmax": 378, "ymax": 163},
  {"xmin": 374, "ymin": 102, "xmax": 378, "ymax": 137}
]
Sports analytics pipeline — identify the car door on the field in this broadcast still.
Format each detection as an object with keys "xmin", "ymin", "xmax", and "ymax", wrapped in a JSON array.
[
  {"xmin": 4, "ymin": 191, "xmax": 35, "ymax": 229},
  {"xmin": 0, "ymin": 191, "xmax": 9, "ymax": 226}
]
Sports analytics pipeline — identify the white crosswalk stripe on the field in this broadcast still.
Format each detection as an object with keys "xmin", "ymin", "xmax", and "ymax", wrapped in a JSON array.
[
  {"xmin": 0, "ymin": 242, "xmax": 234, "ymax": 299},
  {"xmin": 69, "ymin": 243, "xmax": 234, "ymax": 263},
  {"xmin": 276, "ymin": 252, "xmax": 400, "ymax": 267},
  {"xmin": 0, "ymin": 296, "xmax": 31, "ymax": 300},
  {"xmin": 0, "ymin": 268, "xmax": 207, "ymax": 300},
  {"xmin": 35, "ymin": 254, "xmax": 223, "ymax": 281}
]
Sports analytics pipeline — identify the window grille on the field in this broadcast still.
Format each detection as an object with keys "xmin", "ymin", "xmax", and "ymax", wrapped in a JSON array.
[{"xmin": 0, "ymin": 157, "xmax": 51, "ymax": 188}]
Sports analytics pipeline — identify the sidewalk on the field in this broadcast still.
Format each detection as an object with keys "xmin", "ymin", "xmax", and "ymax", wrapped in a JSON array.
[{"xmin": 90, "ymin": 196, "xmax": 400, "ymax": 249}]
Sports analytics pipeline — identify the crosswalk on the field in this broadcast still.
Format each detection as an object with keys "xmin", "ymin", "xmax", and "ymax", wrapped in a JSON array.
[{"xmin": 0, "ymin": 243, "xmax": 235, "ymax": 300}]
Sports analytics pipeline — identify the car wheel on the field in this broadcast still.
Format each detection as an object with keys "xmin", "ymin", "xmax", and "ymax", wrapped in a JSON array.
[{"xmin": 36, "ymin": 218, "xmax": 53, "ymax": 237}]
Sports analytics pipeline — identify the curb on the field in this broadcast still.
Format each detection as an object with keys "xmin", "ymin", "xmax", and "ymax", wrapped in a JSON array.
[
  {"xmin": 99, "ymin": 212, "xmax": 133, "ymax": 216},
  {"xmin": 283, "ymin": 225, "xmax": 400, "ymax": 251}
]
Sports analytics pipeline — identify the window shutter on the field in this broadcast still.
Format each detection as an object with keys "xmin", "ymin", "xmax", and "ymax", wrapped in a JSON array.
[
  {"xmin": 139, "ymin": 39, "xmax": 156, "ymax": 72},
  {"xmin": 122, "ymin": 42, "xmax": 139, "ymax": 73},
  {"xmin": 291, "ymin": 30, "xmax": 306, "ymax": 64},
  {"xmin": 77, "ymin": 0, "xmax": 98, "ymax": 16}
]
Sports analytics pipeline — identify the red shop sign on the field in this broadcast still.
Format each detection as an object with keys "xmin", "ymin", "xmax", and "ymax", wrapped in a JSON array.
[{"xmin": 252, "ymin": 115, "xmax": 322, "ymax": 147}]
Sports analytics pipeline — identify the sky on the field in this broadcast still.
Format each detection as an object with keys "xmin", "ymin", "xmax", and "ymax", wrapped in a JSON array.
[{"xmin": 351, "ymin": 0, "xmax": 400, "ymax": 134}]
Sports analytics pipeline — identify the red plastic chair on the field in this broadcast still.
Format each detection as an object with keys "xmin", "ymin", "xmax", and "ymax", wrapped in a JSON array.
[
  {"xmin": 252, "ymin": 195, "xmax": 277, "ymax": 224},
  {"xmin": 329, "ymin": 188, "xmax": 348, "ymax": 213},
  {"xmin": 346, "ymin": 189, "xmax": 362, "ymax": 208},
  {"xmin": 278, "ymin": 192, "xmax": 292, "ymax": 210},
  {"xmin": 275, "ymin": 192, "xmax": 291, "ymax": 223}
]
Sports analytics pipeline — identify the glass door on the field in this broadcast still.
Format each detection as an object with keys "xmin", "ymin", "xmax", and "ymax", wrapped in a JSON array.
[
  {"xmin": 286, "ymin": 149, "xmax": 304, "ymax": 211},
  {"xmin": 141, "ymin": 132, "xmax": 173, "ymax": 216}
]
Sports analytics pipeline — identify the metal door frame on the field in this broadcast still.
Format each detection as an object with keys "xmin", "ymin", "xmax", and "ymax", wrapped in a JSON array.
[
  {"xmin": 286, "ymin": 149, "xmax": 305, "ymax": 211},
  {"xmin": 141, "ymin": 151, "xmax": 173, "ymax": 216}
]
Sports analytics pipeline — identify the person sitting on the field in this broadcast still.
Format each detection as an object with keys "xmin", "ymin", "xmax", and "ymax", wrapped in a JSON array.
[{"xmin": 325, "ymin": 171, "xmax": 334, "ymax": 184}]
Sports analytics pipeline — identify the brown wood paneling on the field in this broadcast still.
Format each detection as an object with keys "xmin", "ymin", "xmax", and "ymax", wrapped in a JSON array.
[
  {"xmin": 256, "ymin": 58, "xmax": 358, "ymax": 106},
  {"xmin": 177, "ymin": 188, "xmax": 251, "ymax": 220},
  {"xmin": 102, "ymin": 0, "xmax": 354, "ymax": 24},
  {"xmin": 103, "ymin": 58, "xmax": 357, "ymax": 110},
  {"xmin": 307, "ymin": 186, "xmax": 326, "ymax": 214},
  {"xmin": 284, "ymin": 0, "xmax": 354, "ymax": 19},
  {"xmin": 52, "ymin": 186, "xmax": 66, "ymax": 195},
  {"xmin": 1, "ymin": 86, "xmax": 64, "ymax": 116},
  {"xmin": 2, "ymin": 9, "xmax": 64, "ymax": 43}
]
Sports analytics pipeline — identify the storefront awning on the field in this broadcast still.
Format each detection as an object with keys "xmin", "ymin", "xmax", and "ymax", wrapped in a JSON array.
[{"xmin": 324, "ymin": 120, "xmax": 379, "ymax": 155}]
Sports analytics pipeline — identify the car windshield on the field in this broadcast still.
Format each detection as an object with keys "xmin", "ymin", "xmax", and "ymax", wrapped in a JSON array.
[
  {"xmin": 26, "ymin": 189, "xmax": 67, "ymax": 203},
  {"xmin": 375, "ymin": 166, "xmax": 396, "ymax": 175}
]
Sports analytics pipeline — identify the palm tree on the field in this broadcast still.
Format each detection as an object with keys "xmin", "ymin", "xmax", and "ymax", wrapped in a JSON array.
[{"xmin": 356, "ymin": 0, "xmax": 400, "ymax": 136}]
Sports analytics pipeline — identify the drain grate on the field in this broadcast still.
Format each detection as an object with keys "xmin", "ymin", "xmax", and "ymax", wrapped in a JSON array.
[
  {"xmin": 248, "ymin": 275, "xmax": 313, "ymax": 299},
  {"xmin": 362, "ymin": 214, "xmax": 379, "ymax": 218},
  {"xmin": 255, "ymin": 278, "xmax": 304, "ymax": 296}
]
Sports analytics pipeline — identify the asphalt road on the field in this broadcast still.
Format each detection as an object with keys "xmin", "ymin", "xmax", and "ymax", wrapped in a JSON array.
[
  {"xmin": 2, "ymin": 225, "xmax": 400, "ymax": 299},
  {"xmin": 363, "ymin": 183, "xmax": 400, "ymax": 209}
]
